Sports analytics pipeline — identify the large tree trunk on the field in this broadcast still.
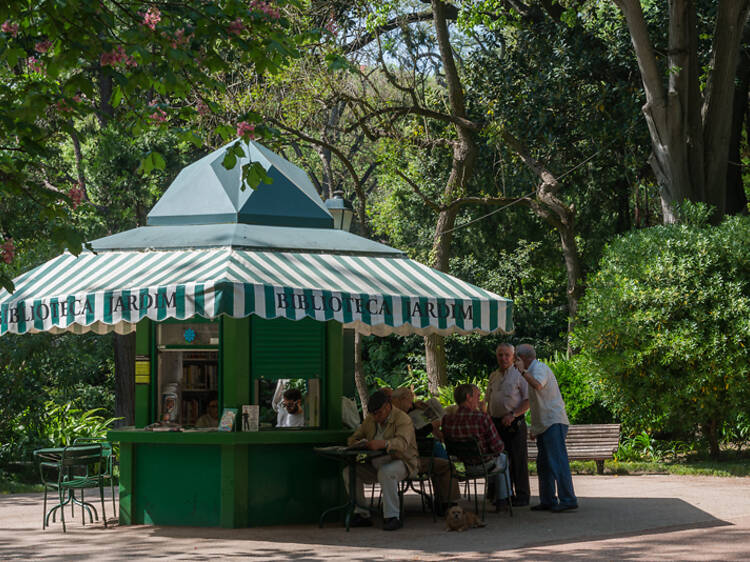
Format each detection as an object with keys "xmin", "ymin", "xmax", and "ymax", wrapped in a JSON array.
[
  {"xmin": 614, "ymin": 0, "xmax": 750, "ymax": 222},
  {"xmin": 113, "ymin": 332, "xmax": 135, "ymax": 427},
  {"xmin": 726, "ymin": 49, "xmax": 750, "ymax": 215}
]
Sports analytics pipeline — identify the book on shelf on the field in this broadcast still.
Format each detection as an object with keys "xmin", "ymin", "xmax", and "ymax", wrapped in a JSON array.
[
  {"xmin": 218, "ymin": 408, "xmax": 237, "ymax": 431},
  {"xmin": 241, "ymin": 405, "xmax": 259, "ymax": 432}
]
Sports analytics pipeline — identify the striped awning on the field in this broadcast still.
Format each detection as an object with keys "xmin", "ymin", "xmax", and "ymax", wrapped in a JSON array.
[{"xmin": 0, "ymin": 249, "xmax": 513, "ymax": 337}]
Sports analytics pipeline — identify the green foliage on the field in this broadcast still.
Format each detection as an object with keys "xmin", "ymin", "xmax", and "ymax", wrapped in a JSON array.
[
  {"xmin": 0, "ymin": 332, "xmax": 114, "ymax": 466},
  {"xmin": 0, "ymin": 0, "xmax": 316, "ymax": 290},
  {"xmin": 35, "ymin": 401, "xmax": 120, "ymax": 449},
  {"xmin": 573, "ymin": 215, "xmax": 750, "ymax": 454},
  {"xmin": 547, "ymin": 352, "xmax": 614, "ymax": 424},
  {"xmin": 615, "ymin": 431, "xmax": 693, "ymax": 463}
]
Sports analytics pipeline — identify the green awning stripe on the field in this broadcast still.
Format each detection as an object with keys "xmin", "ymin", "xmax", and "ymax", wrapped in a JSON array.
[
  {"xmin": 472, "ymin": 299, "xmax": 482, "ymax": 330},
  {"xmin": 330, "ymin": 255, "xmax": 402, "ymax": 295},
  {"xmin": 175, "ymin": 285, "xmax": 185, "ymax": 319},
  {"xmin": 383, "ymin": 295, "xmax": 394, "ymax": 327},
  {"xmin": 489, "ymin": 299, "xmax": 498, "ymax": 332},
  {"xmin": 86, "ymin": 294, "xmax": 96, "ymax": 325},
  {"xmin": 1, "ymin": 249, "xmax": 512, "ymax": 336},
  {"xmin": 259, "ymin": 253, "xmax": 334, "ymax": 293},
  {"xmin": 263, "ymin": 285, "xmax": 276, "ymax": 319},
  {"xmin": 195, "ymin": 284, "xmax": 206, "ymax": 318}
]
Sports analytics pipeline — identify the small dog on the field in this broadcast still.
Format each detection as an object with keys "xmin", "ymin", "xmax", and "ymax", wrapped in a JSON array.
[{"xmin": 445, "ymin": 505, "xmax": 486, "ymax": 532}]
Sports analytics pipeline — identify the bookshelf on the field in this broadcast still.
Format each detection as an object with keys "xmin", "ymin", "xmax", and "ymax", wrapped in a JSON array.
[
  {"xmin": 155, "ymin": 320, "xmax": 220, "ymax": 426},
  {"xmin": 180, "ymin": 351, "xmax": 219, "ymax": 426}
]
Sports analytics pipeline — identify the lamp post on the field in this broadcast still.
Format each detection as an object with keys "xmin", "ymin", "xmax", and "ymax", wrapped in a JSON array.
[{"xmin": 324, "ymin": 190, "xmax": 354, "ymax": 232}]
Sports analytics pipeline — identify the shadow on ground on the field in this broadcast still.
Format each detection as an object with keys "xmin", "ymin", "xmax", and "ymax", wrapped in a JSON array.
[{"xmin": 0, "ymin": 492, "xmax": 734, "ymax": 561}]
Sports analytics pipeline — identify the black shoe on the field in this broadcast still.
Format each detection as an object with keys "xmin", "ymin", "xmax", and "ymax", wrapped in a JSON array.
[
  {"xmin": 382, "ymin": 517, "xmax": 403, "ymax": 531},
  {"xmin": 530, "ymin": 503, "xmax": 553, "ymax": 511},
  {"xmin": 512, "ymin": 497, "xmax": 530, "ymax": 507},
  {"xmin": 551, "ymin": 503, "xmax": 578, "ymax": 513},
  {"xmin": 349, "ymin": 513, "xmax": 373, "ymax": 527}
]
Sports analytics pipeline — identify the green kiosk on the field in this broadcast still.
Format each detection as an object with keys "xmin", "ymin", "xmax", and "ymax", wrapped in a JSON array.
[{"xmin": 0, "ymin": 140, "xmax": 513, "ymax": 528}]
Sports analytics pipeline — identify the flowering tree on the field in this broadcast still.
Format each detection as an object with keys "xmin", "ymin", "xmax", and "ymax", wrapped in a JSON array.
[{"xmin": 0, "ymin": 0, "xmax": 316, "ymax": 291}]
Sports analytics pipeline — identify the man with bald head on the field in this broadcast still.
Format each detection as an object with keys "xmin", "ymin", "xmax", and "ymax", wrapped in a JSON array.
[
  {"xmin": 516, "ymin": 343, "xmax": 577, "ymax": 513},
  {"xmin": 486, "ymin": 343, "xmax": 530, "ymax": 506}
]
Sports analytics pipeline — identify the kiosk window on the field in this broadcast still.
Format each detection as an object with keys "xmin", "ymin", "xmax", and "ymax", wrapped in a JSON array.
[{"xmin": 256, "ymin": 377, "xmax": 321, "ymax": 429}]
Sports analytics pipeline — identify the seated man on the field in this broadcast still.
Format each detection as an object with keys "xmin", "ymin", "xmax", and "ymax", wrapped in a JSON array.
[
  {"xmin": 391, "ymin": 387, "xmax": 459, "ymax": 514},
  {"xmin": 275, "ymin": 388, "xmax": 305, "ymax": 428},
  {"xmin": 442, "ymin": 383, "xmax": 509, "ymax": 506},
  {"xmin": 196, "ymin": 399, "xmax": 219, "ymax": 428},
  {"xmin": 343, "ymin": 390, "xmax": 417, "ymax": 531}
]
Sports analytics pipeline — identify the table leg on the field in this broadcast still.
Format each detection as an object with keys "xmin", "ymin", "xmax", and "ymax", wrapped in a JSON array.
[{"xmin": 318, "ymin": 460, "xmax": 360, "ymax": 531}]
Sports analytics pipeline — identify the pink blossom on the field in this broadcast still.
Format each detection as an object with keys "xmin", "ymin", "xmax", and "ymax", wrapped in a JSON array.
[
  {"xmin": 169, "ymin": 27, "xmax": 192, "ymax": 48},
  {"xmin": 56, "ymin": 100, "xmax": 73, "ymax": 113},
  {"xmin": 68, "ymin": 186, "xmax": 85, "ymax": 209},
  {"xmin": 1, "ymin": 238, "xmax": 15, "ymax": 264},
  {"xmin": 196, "ymin": 100, "xmax": 210, "ymax": 116},
  {"xmin": 142, "ymin": 6, "xmax": 161, "ymax": 31},
  {"xmin": 227, "ymin": 18, "xmax": 244, "ymax": 35},
  {"xmin": 250, "ymin": 1, "xmax": 281, "ymax": 19},
  {"xmin": 35, "ymin": 40, "xmax": 53, "ymax": 53},
  {"xmin": 148, "ymin": 102, "xmax": 168, "ymax": 123},
  {"xmin": 1, "ymin": 20, "xmax": 18, "ymax": 37},
  {"xmin": 236, "ymin": 121, "xmax": 256, "ymax": 139},
  {"xmin": 100, "ymin": 46, "xmax": 137, "ymax": 68},
  {"xmin": 26, "ymin": 57, "xmax": 44, "ymax": 74}
]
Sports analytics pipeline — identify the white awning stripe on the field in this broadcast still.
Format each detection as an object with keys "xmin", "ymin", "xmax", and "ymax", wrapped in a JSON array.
[{"xmin": 0, "ymin": 249, "xmax": 513, "ymax": 337}]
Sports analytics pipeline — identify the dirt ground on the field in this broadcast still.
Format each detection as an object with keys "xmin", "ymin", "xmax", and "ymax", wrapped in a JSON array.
[{"xmin": 2, "ymin": 473, "xmax": 750, "ymax": 560}]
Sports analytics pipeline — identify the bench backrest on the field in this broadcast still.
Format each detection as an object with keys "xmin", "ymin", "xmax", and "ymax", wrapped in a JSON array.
[{"xmin": 526, "ymin": 424, "xmax": 620, "ymax": 461}]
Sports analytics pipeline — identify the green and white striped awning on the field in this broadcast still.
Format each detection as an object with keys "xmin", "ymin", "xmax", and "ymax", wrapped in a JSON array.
[{"xmin": 0, "ymin": 249, "xmax": 513, "ymax": 337}]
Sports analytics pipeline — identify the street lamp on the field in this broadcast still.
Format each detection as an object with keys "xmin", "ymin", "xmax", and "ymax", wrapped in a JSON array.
[{"xmin": 324, "ymin": 190, "xmax": 354, "ymax": 232}]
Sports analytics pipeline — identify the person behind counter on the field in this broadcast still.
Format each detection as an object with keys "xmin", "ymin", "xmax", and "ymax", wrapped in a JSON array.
[
  {"xmin": 196, "ymin": 399, "xmax": 219, "ymax": 428},
  {"xmin": 276, "ymin": 388, "xmax": 305, "ymax": 428}
]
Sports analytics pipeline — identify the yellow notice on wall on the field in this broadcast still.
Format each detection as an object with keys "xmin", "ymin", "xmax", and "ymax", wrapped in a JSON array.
[{"xmin": 135, "ymin": 360, "xmax": 150, "ymax": 384}]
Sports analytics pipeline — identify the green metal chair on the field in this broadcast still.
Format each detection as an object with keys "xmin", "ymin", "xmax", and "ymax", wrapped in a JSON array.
[
  {"xmin": 444, "ymin": 437, "xmax": 513, "ymax": 522},
  {"xmin": 73, "ymin": 437, "xmax": 117, "ymax": 515},
  {"xmin": 36, "ymin": 444, "xmax": 108, "ymax": 532},
  {"xmin": 398, "ymin": 437, "xmax": 438, "ymax": 522}
]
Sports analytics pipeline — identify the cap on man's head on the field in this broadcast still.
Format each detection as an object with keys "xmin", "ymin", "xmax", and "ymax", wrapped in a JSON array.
[{"xmin": 367, "ymin": 390, "xmax": 390, "ymax": 413}]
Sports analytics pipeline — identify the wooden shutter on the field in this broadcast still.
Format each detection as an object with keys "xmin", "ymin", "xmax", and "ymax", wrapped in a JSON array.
[{"xmin": 250, "ymin": 317, "xmax": 325, "ymax": 380}]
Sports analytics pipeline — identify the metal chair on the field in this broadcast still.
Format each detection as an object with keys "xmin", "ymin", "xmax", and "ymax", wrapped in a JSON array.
[
  {"xmin": 398, "ymin": 437, "xmax": 438, "ymax": 522},
  {"xmin": 444, "ymin": 437, "xmax": 513, "ymax": 521},
  {"xmin": 36, "ymin": 444, "xmax": 108, "ymax": 532},
  {"xmin": 74, "ymin": 437, "xmax": 117, "ymax": 515}
]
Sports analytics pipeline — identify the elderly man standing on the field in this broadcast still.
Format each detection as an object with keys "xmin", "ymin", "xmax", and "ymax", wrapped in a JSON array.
[
  {"xmin": 486, "ymin": 343, "xmax": 530, "ymax": 507},
  {"xmin": 442, "ymin": 383, "xmax": 509, "ymax": 507},
  {"xmin": 515, "ymin": 343, "xmax": 578, "ymax": 512},
  {"xmin": 343, "ymin": 389, "xmax": 418, "ymax": 531}
]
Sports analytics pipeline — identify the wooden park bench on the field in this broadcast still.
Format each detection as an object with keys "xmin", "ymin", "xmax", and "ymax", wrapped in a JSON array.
[{"xmin": 526, "ymin": 424, "xmax": 621, "ymax": 474}]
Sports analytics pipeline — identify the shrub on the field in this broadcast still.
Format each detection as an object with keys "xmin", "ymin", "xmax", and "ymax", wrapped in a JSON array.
[
  {"xmin": 573, "ymin": 213, "xmax": 750, "ymax": 458},
  {"xmin": 547, "ymin": 352, "xmax": 614, "ymax": 424}
]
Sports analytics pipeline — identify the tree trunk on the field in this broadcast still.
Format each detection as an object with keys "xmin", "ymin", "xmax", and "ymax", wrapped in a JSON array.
[
  {"xmin": 353, "ymin": 331, "xmax": 370, "ymax": 416},
  {"xmin": 424, "ymin": 333, "xmax": 447, "ymax": 395},
  {"xmin": 726, "ymin": 49, "xmax": 750, "ymax": 215},
  {"xmin": 113, "ymin": 332, "xmax": 135, "ymax": 427},
  {"xmin": 615, "ymin": 0, "xmax": 750, "ymax": 222},
  {"xmin": 702, "ymin": 419, "xmax": 721, "ymax": 460}
]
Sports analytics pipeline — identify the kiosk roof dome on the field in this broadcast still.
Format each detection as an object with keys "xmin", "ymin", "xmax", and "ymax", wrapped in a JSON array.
[{"xmin": 147, "ymin": 139, "xmax": 334, "ymax": 229}]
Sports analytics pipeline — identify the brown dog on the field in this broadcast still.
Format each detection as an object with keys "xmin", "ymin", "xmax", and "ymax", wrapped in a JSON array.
[{"xmin": 445, "ymin": 505, "xmax": 486, "ymax": 531}]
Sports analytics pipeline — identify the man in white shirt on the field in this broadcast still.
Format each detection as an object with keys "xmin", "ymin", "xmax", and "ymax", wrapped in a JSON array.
[
  {"xmin": 275, "ymin": 388, "xmax": 305, "ymax": 428},
  {"xmin": 486, "ymin": 343, "xmax": 530, "ymax": 506},
  {"xmin": 515, "ymin": 343, "xmax": 578, "ymax": 513}
]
